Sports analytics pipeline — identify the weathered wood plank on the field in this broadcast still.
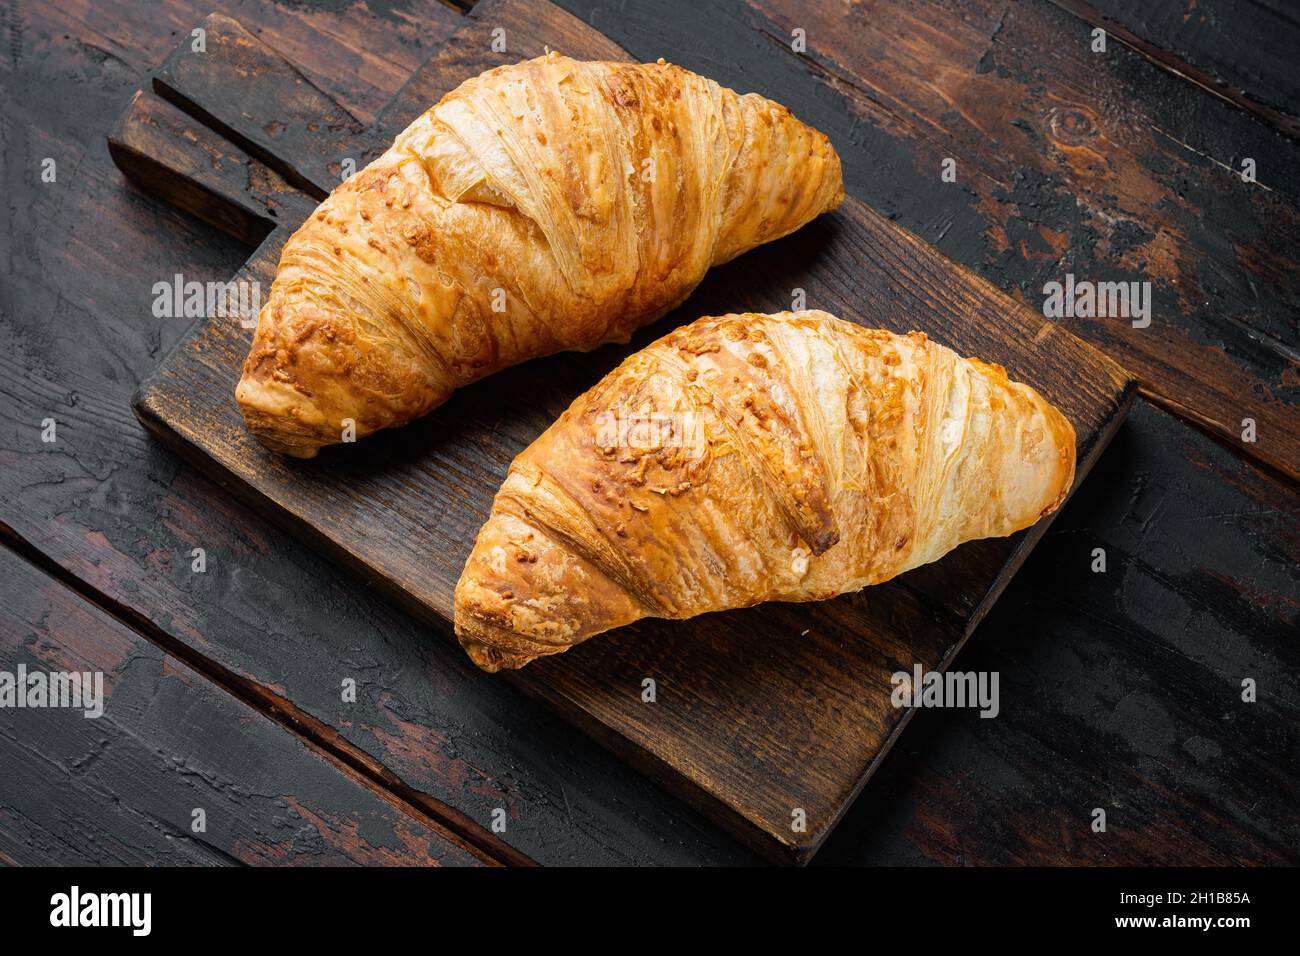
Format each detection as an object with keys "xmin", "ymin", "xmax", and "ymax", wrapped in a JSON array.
[
  {"xmin": 0, "ymin": 548, "xmax": 490, "ymax": 866},
  {"xmin": 23, "ymin": 0, "xmax": 462, "ymax": 125},
  {"xmin": 1050, "ymin": 0, "xmax": 1300, "ymax": 139},
  {"xmin": 126, "ymin": 0, "xmax": 1133, "ymax": 862},
  {"xmin": 109, "ymin": 89, "xmax": 314, "ymax": 246},
  {"xmin": 153, "ymin": 12, "xmax": 364, "ymax": 199}
]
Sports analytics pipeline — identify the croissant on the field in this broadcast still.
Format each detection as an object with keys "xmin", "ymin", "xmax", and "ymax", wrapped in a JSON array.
[
  {"xmin": 454, "ymin": 310, "xmax": 1076, "ymax": 671},
  {"xmin": 235, "ymin": 53, "xmax": 843, "ymax": 457}
]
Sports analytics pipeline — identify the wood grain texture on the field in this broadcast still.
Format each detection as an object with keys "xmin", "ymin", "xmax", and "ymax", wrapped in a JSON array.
[
  {"xmin": 1051, "ymin": 0, "xmax": 1300, "ymax": 139},
  {"xmin": 0, "ymin": 548, "xmax": 490, "ymax": 866},
  {"xmin": 109, "ymin": 89, "xmax": 314, "ymax": 246},
  {"xmin": 124, "ymin": 0, "xmax": 1134, "ymax": 861},
  {"xmin": 153, "ymin": 13, "xmax": 363, "ymax": 199},
  {"xmin": 16, "ymin": 0, "xmax": 462, "ymax": 124},
  {"xmin": 554, "ymin": 0, "xmax": 1300, "ymax": 482}
]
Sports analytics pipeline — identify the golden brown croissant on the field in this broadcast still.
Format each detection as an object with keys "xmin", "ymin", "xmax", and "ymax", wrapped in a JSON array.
[
  {"xmin": 454, "ymin": 310, "xmax": 1076, "ymax": 671},
  {"xmin": 235, "ymin": 53, "xmax": 843, "ymax": 457}
]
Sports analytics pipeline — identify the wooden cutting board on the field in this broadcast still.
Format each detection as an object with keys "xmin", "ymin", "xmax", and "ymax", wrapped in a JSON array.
[{"xmin": 109, "ymin": 0, "xmax": 1135, "ymax": 863}]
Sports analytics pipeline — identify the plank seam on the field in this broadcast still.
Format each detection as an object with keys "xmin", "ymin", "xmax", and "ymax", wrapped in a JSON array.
[
  {"xmin": 1138, "ymin": 386, "xmax": 1299, "ymax": 489},
  {"xmin": 1047, "ymin": 0, "xmax": 1300, "ymax": 141},
  {"xmin": 148, "ymin": 77, "xmax": 332, "ymax": 201}
]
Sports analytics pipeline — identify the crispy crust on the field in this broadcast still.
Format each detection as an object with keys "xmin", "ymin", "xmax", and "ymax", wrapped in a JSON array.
[
  {"xmin": 235, "ymin": 53, "xmax": 844, "ymax": 457},
  {"xmin": 454, "ymin": 311, "xmax": 1077, "ymax": 671}
]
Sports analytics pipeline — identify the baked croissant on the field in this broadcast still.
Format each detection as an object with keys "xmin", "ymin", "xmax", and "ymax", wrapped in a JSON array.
[
  {"xmin": 235, "ymin": 53, "xmax": 843, "ymax": 457},
  {"xmin": 454, "ymin": 310, "xmax": 1076, "ymax": 671}
]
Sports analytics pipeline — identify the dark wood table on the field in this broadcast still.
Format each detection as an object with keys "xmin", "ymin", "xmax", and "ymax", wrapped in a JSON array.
[{"xmin": 1, "ymin": 0, "xmax": 1296, "ymax": 866}]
